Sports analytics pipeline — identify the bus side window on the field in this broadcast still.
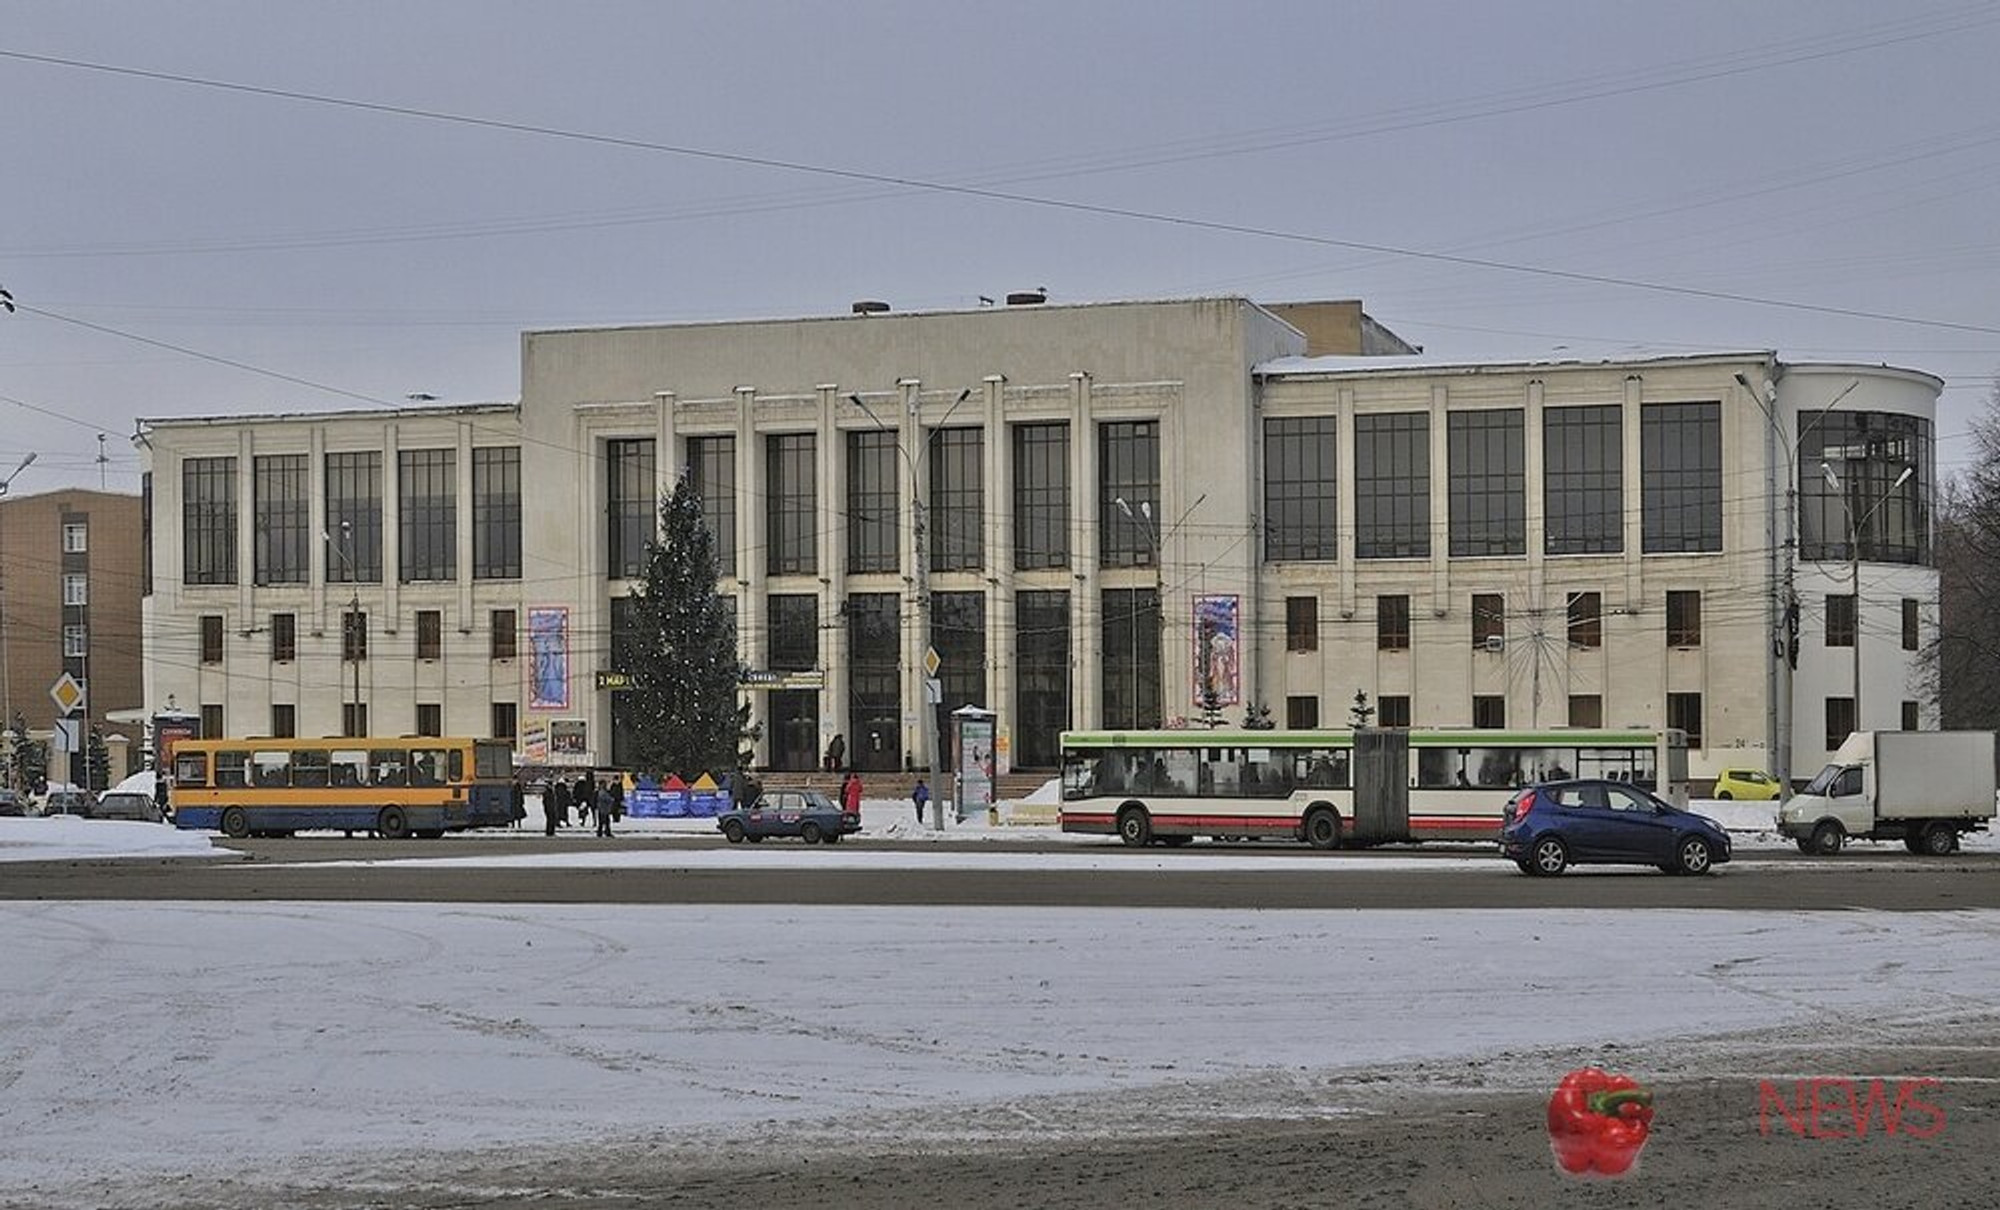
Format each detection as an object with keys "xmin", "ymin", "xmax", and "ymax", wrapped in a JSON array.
[
  {"xmin": 411, "ymin": 750, "xmax": 444, "ymax": 787},
  {"xmin": 448, "ymin": 750, "xmax": 465, "ymax": 782},
  {"xmin": 371, "ymin": 750, "xmax": 408, "ymax": 787},
  {"xmin": 174, "ymin": 753, "xmax": 208, "ymax": 787},
  {"xmin": 331, "ymin": 751, "xmax": 368, "ymax": 787},
  {"xmin": 252, "ymin": 751, "xmax": 291, "ymax": 789},
  {"xmin": 215, "ymin": 751, "xmax": 251, "ymax": 789},
  {"xmin": 292, "ymin": 750, "xmax": 331, "ymax": 788}
]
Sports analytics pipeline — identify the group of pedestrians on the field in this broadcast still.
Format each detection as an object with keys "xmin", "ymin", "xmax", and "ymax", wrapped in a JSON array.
[{"xmin": 535, "ymin": 773, "xmax": 624, "ymax": 838}]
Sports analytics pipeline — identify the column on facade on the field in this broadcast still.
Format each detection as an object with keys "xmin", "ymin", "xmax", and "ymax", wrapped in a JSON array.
[
  {"xmin": 1336, "ymin": 386, "xmax": 1359, "ymax": 622},
  {"xmin": 1068, "ymin": 371, "xmax": 1100, "ymax": 730},
  {"xmin": 733, "ymin": 388, "xmax": 767, "ymax": 766},
  {"xmin": 1614, "ymin": 373, "xmax": 1648, "ymax": 728},
  {"xmin": 1523, "ymin": 378, "xmax": 1550, "ymax": 727},
  {"xmin": 817, "ymin": 386, "xmax": 848, "ymax": 769},
  {"xmin": 982, "ymin": 375, "xmax": 1013, "ymax": 769}
]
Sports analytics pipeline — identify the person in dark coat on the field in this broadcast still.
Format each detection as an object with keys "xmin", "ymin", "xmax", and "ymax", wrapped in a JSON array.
[
  {"xmin": 541, "ymin": 780, "xmax": 559, "ymax": 837},
  {"xmin": 825, "ymin": 734, "xmax": 846, "ymax": 772},
  {"xmin": 510, "ymin": 780, "xmax": 526, "ymax": 828},
  {"xmin": 595, "ymin": 780, "xmax": 616, "ymax": 837},
  {"xmin": 911, "ymin": 777, "xmax": 930, "ymax": 823},
  {"xmin": 548, "ymin": 779, "xmax": 569, "ymax": 827}
]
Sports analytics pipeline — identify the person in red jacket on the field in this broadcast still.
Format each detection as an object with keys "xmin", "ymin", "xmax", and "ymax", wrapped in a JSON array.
[{"xmin": 840, "ymin": 771, "xmax": 863, "ymax": 819}]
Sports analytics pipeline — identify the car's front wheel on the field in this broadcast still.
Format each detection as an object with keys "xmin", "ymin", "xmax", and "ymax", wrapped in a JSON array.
[
  {"xmin": 721, "ymin": 819, "xmax": 746, "ymax": 844},
  {"xmin": 1530, "ymin": 836, "xmax": 1568, "ymax": 876},
  {"xmin": 1676, "ymin": 835, "xmax": 1715, "ymax": 876},
  {"xmin": 1809, "ymin": 820, "xmax": 1844, "ymax": 855}
]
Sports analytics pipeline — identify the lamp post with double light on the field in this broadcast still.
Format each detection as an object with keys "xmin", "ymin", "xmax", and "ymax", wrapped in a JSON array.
[{"xmin": 1820, "ymin": 460, "xmax": 1914, "ymax": 739}]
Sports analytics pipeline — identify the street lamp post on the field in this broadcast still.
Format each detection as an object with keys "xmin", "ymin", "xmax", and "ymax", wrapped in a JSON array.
[
  {"xmin": 0, "ymin": 452, "xmax": 36, "ymax": 748},
  {"xmin": 324, "ymin": 521, "xmax": 362, "ymax": 736},
  {"xmin": 1820, "ymin": 460, "xmax": 1915, "ymax": 738}
]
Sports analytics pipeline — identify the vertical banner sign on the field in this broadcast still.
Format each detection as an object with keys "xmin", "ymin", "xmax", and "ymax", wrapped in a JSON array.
[
  {"xmin": 1192, "ymin": 594, "xmax": 1242, "ymax": 707},
  {"xmin": 955, "ymin": 711, "xmax": 996, "ymax": 819},
  {"xmin": 527, "ymin": 607, "xmax": 571, "ymax": 711}
]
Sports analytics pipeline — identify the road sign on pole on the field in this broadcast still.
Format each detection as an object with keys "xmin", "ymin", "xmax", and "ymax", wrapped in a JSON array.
[{"xmin": 49, "ymin": 673, "xmax": 85, "ymax": 715}]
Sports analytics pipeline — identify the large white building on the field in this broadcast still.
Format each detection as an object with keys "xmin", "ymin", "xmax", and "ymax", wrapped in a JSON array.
[{"xmin": 139, "ymin": 296, "xmax": 1939, "ymax": 787}]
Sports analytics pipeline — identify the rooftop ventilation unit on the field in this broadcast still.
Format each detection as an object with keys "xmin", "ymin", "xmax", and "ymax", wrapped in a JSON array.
[
  {"xmin": 1005, "ymin": 290, "xmax": 1047, "ymax": 306},
  {"xmin": 851, "ymin": 300, "xmax": 890, "ymax": 315}
]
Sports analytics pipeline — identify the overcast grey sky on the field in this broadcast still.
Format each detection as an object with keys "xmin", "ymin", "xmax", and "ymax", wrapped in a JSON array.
[{"xmin": 4, "ymin": 0, "xmax": 1997, "ymax": 494}]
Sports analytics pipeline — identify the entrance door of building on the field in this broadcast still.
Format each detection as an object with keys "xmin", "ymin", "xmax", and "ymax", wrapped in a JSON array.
[{"xmin": 769, "ymin": 690, "xmax": 819, "ymax": 771}]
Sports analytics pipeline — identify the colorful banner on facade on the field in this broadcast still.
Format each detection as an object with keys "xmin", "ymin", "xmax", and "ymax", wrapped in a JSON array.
[
  {"xmin": 1192, "ymin": 594, "xmax": 1241, "ymax": 707},
  {"xmin": 527, "ymin": 607, "xmax": 570, "ymax": 710}
]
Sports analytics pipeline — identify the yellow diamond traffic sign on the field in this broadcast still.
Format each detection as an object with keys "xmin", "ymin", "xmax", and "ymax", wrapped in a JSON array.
[
  {"xmin": 49, "ymin": 673, "xmax": 86, "ymax": 715},
  {"xmin": 923, "ymin": 646, "xmax": 942, "ymax": 677}
]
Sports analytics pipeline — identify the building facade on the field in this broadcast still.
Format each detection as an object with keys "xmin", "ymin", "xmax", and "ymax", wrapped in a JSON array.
[
  {"xmin": 140, "ymin": 297, "xmax": 1938, "ymax": 786},
  {"xmin": 0, "ymin": 488, "xmax": 146, "ymax": 787}
]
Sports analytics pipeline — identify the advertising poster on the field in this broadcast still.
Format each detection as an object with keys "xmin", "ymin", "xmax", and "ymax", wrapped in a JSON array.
[
  {"xmin": 1192, "ymin": 594, "xmax": 1241, "ymax": 707},
  {"xmin": 955, "ymin": 709, "xmax": 996, "ymax": 820},
  {"xmin": 527, "ymin": 607, "xmax": 570, "ymax": 711},
  {"xmin": 549, "ymin": 719, "xmax": 588, "ymax": 760}
]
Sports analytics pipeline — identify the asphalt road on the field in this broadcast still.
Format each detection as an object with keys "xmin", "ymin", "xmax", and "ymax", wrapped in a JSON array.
[{"xmin": 4, "ymin": 836, "xmax": 1995, "ymax": 909}]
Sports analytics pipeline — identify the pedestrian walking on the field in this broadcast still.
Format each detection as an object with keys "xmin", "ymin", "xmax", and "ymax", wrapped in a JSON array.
[
  {"xmin": 911, "ymin": 777, "xmax": 930, "ymax": 823},
  {"xmin": 541, "ymin": 780, "xmax": 558, "ymax": 837},
  {"xmin": 510, "ymin": 780, "xmax": 526, "ymax": 829},
  {"xmin": 595, "ymin": 780, "xmax": 616, "ymax": 837},
  {"xmin": 842, "ymin": 770, "xmax": 864, "ymax": 818},
  {"xmin": 825, "ymin": 733, "xmax": 846, "ymax": 772},
  {"xmin": 549, "ymin": 779, "xmax": 569, "ymax": 827}
]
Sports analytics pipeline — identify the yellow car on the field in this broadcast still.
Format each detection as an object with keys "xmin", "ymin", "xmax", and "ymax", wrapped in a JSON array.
[{"xmin": 1712, "ymin": 768, "xmax": 1781, "ymax": 801}]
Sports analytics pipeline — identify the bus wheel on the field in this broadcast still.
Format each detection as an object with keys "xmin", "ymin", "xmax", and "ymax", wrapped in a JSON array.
[
  {"xmin": 378, "ymin": 807, "xmax": 410, "ymax": 840},
  {"xmin": 1304, "ymin": 808, "xmax": 1342, "ymax": 850},
  {"xmin": 1117, "ymin": 806, "xmax": 1152, "ymax": 847},
  {"xmin": 220, "ymin": 808, "xmax": 249, "ymax": 839}
]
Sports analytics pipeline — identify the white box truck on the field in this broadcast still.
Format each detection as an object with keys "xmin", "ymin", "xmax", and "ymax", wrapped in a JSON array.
[{"xmin": 1778, "ymin": 731, "xmax": 1998, "ymax": 855}]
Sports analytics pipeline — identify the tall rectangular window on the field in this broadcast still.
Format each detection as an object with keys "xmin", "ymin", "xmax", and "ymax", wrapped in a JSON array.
[
  {"xmin": 1264, "ymin": 416, "xmax": 1337, "ymax": 561},
  {"xmin": 416, "ymin": 610, "xmax": 442, "ymax": 661},
  {"xmin": 847, "ymin": 429, "xmax": 900, "ymax": 574},
  {"xmin": 687, "ymin": 435, "xmax": 736, "ymax": 576},
  {"xmin": 324, "ymin": 452, "xmax": 382, "ymax": 583},
  {"xmin": 342, "ymin": 610, "xmax": 368, "ymax": 662},
  {"xmin": 342, "ymin": 703, "xmax": 367, "ymax": 738},
  {"xmin": 847, "ymin": 593, "xmax": 902, "ymax": 770},
  {"xmin": 491, "ymin": 702, "xmax": 518, "ymax": 743},
  {"xmin": 1799, "ymin": 411, "xmax": 1932, "ymax": 564},
  {"xmin": 271, "ymin": 612, "xmax": 296, "ymax": 663},
  {"xmin": 1099, "ymin": 421, "xmax": 1160, "ymax": 569},
  {"xmin": 472, "ymin": 446, "xmax": 522, "ymax": 580},
  {"xmin": 1544, "ymin": 405, "xmax": 1623, "ymax": 555},
  {"xmin": 1015, "ymin": 590, "xmax": 1071, "ymax": 768},
  {"xmin": 201, "ymin": 704, "xmax": 224, "ymax": 740},
  {"xmin": 932, "ymin": 591, "xmax": 987, "ymax": 717},
  {"xmin": 62, "ymin": 523, "xmax": 87, "ymax": 553},
  {"xmin": 1666, "ymin": 590, "xmax": 1702, "ymax": 648},
  {"xmin": 1013, "ymin": 423, "xmax": 1070, "ymax": 570},
  {"xmin": 1667, "ymin": 692, "xmax": 1704, "ymax": 748},
  {"xmin": 252, "ymin": 453, "xmax": 309, "ymax": 585},
  {"xmin": 1355, "ymin": 413, "xmax": 1430, "ymax": 559},
  {"xmin": 1473, "ymin": 695, "xmax": 1507, "ymax": 729},
  {"xmin": 929, "ymin": 427, "xmax": 984, "ymax": 572},
  {"xmin": 1472, "ymin": 593, "xmax": 1505, "ymax": 649},
  {"xmin": 1569, "ymin": 694, "xmax": 1603, "ymax": 728},
  {"xmin": 1825, "ymin": 697, "xmax": 1856, "ymax": 750},
  {"xmin": 1102, "ymin": 587, "xmax": 1161, "ymax": 728},
  {"xmin": 183, "ymin": 456, "xmax": 237, "ymax": 585},
  {"xmin": 1901, "ymin": 700, "xmax": 1920, "ymax": 731},
  {"xmin": 64, "ymin": 624, "xmax": 88, "ymax": 658},
  {"xmin": 416, "ymin": 704, "xmax": 442, "ymax": 738},
  {"xmin": 1902, "ymin": 598, "xmax": 1920, "ymax": 651},
  {"xmin": 1448, "ymin": 410, "xmax": 1525, "ymax": 557},
  {"xmin": 398, "ymin": 448, "xmax": 457, "ymax": 582},
  {"xmin": 270, "ymin": 704, "xmax": 296, "ymax": 739},
  {"xmin": 1568, "ymin": 591, "xmax": 1602, "ymax": 649},
  {"xmin": 606, "ymin": 439, "xmax": 655, "ymax": 580},
  {"xmin": 1378, "ymin": 695, "xmax": 1411, "ymax": 728},
  {"xmin": 767, "ymin": 594, "xmax": 818, "ymax": 671},
  {"xmin": 1286, "ymin": 695, "xmax": 1320, "ymax": 729},
  {"xmin": 1826, "ymin": 594, "xmax": 1856, "ymax": 647},
  {"xmin": 62, "ymin": 574, "xmax": 87, "ymax": 606},
  {"xmin": 1285, "ymin": 596, "xmax": 1319, "ymax": 652},
  {"xmin": 490, "ymin": 609, "xmax": 516, "ymax": 661},
  {"xmin": 1641, "ymin": 402, "xmax": 1723, "ymax": 553},
  {"xmin": 200, "ymin": 615, "xmax": 223, "ymax": 664},
  {"xmin": 766, "ymin": 434, "xmax": 817, "ymax": 576},
  {"xmin": 1377, "ymin": 594, "xmax": 1410, "ymax": 651}
]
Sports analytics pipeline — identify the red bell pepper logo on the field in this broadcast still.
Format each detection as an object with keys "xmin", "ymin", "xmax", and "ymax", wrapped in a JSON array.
[{"xmin": 1547, "ymin": 1067, "xmax": 1654, "ymax": 1178}]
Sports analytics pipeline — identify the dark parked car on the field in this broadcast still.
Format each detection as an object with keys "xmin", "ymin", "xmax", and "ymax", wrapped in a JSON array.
[
  {"xmin": 0, "ymin": 790, "xmax": 23, "ymax": 817},
  {"xmin": 717, "ymin": 788, "xmax": 860, "ymax": 845},
  {"xmin": 1499, "ymin": 779, "xmax": 1731, "ymax": 876},
  {"xmin": 92, "ymin": 792, "xmax": 165, "ymax": 823}
]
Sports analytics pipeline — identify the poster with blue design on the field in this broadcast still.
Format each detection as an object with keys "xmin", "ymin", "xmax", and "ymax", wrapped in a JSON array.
[
  {"xmin": 1192, "ymin": 594, "xmax": 1241, "ymax": 707},
  {"xmin": 528, "ymin": 607, "xmax": 570, "ymax": 711}
]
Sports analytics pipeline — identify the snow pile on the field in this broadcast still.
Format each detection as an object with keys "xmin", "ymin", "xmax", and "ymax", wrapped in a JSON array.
[{"xmin": 0, "ymin": 816, "xmax": 227, "ymax": 861}]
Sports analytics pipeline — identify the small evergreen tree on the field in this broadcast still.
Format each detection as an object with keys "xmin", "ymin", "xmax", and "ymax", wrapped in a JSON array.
[
  {"xmin": 87, "ymin": 727, "xmax": 111, "ymax": 792},
  {"xmin": 1240, "ymin": 702, "xmax": 1275, "ymax": 730},
  {"xmin": 619, "ymin": 474, "xmax": 756, "ymax": 778},
  {"xmin": 1348, "ymin": 690, "xmax": 1376, "ymax": 728}
]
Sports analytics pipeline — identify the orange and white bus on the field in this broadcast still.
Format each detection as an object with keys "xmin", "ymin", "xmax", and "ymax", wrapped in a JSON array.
[
  {"xmin": 170, "ymin": 736, "xmax": 517, "ymax": 838},
  {"xmin": 1059, "ymin": 727, "xmax": 1688, "ymax": 847}
]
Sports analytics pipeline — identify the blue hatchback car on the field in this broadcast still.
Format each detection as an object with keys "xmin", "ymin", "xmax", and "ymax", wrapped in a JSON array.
[
  {"xmin": 716, "ymin": 788, "xmax": 860, "ymax": 845},
  {"xmin": 1499, "ymin": 779, "xmax": 1731, "ymax": 876}
]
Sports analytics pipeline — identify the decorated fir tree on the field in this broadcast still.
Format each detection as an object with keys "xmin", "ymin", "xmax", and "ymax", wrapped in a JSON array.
[{"xmin": 620, "ymin": 474, "xmax": 756, "ymax": 778}]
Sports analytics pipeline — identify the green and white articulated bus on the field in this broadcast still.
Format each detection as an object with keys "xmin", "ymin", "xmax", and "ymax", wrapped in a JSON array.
[{"xmin": 1059, "ymin": 727, "xmax": 1689, "ymax": 848}]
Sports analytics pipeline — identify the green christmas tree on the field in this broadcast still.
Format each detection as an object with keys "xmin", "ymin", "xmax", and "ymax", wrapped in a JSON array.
[
  {"xmin": 619, "ymin": 473, "xmax": 756, "ymax": 779},
  {"xmin": 86, "ymin": 727, "xmax": 111, "ymax": 792}
]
